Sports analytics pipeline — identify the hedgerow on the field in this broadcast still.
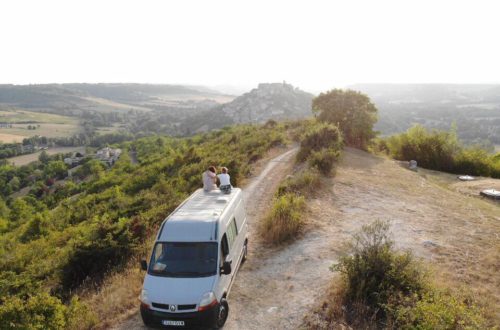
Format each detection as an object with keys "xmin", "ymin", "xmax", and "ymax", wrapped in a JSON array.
[{"xmin": 376, "ymin": 124, "xmax": 500, "ymax": 178}]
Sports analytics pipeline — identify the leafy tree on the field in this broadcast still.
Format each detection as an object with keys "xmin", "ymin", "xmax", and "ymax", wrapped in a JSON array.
[
  {"xmin": 312, "ymin": 89, "xmax": 378, "ymax": 149},
  {"xmin": 44, "ymin": 161, "xmax": 67, "ymax": 180},
  {"xmin": 0, "ymin": 199, "xmax": 9, "ymax": 218},
  {"xmin": 39, "ymin": 150, "xmax": 50, "ymax": 164},
  {"xmin": 8, "ymin": 176, "xmax": 20, "ymax": 191},
  {"xmin": 9, "ymin": 198, "xmax": 34, "ymax": 223}
]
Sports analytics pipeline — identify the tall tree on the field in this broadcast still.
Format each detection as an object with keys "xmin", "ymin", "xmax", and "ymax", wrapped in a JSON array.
[{"xmin": 312, "ymin": 89, "xmax": 378, "ymax": 149}]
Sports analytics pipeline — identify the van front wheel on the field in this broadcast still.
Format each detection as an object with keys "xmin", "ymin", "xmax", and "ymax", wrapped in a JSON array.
[{"xmin": 215, "ymin": 299, "xmax": 229, "ymax": 329}]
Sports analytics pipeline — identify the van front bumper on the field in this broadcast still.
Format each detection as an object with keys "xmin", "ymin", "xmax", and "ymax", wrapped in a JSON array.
[{"xmin": 140, "ymin": 304, "xmax": 219, "ymax": 329}]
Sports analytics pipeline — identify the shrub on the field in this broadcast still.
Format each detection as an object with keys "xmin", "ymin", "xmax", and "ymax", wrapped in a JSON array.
[
  {"xmin": 381, "ymin": 125, "xmax": 500, "ymax": 178},
  {"xmin": 385, "ymin": 125, "xmax": 458, "ymax": 172},
  {"xmin": 391, "ymin": 291, "xmax": 488, "ymax": 329},
  {"xmin": 65, "ymin": 297, "xmax": 98, "ymax": 330},
  {"xmin": 332, "ymin": 221, "xmax": 425, "ymax": 316},
  {"xmin": 276, "ymin": 169, "xmax": 321, "ymax": 197},
  {"xmin": 260, "ymin": 193, "xmax": 305, "ymax": 244},
  {"xmin": 0, "ymin": 293, "xmax": 66, "ymax": 330},
  {"xmin": 308, "ymin": 149, "xmax": 340, "ymax": 175},
  {"xmin": 296, "ymin": 122, "xmax": 343, "ymax": 162},
  {"xmin": 61, "ymin": 216, "xmax": 133, "ymax": 291},
  {"xmin": 454, "ymin": 148, "xmax": 492, "ymax": 177},
  {"xmin": 330, "ymin": 220, "xmax": 489, "ymax": 328}
]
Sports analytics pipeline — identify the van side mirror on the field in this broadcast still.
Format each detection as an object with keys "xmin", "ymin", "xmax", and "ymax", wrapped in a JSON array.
[
  {"xmin": 220, "ymin": 260, "xmax": 232, "ymax": 275},
  {"xmin": 140, "ymin": 259, "xmax": 148, "ymax": 271}
]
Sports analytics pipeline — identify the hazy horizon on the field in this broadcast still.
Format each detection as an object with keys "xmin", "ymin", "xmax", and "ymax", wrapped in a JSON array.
[{"xmin": 1, "ymin": 0, "xmax": 499, "ymax": 92}]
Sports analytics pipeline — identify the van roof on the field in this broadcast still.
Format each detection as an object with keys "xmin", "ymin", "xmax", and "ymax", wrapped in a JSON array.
[{"xmin": 158, "ymin": 188, "xmax": 242, "ymax": 242}]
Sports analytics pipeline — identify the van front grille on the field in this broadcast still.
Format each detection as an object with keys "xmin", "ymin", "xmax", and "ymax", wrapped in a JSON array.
[
  {"xmin": 151, "ymin": 303, "xmax": 196, "ymax": 311},
  {"xmin": 178, "ymin": 304, "xmax": 196, "ymax": 310},
  {"xmin": 151, "ymin": 302, "xmax": 169, "ymax": 310}
]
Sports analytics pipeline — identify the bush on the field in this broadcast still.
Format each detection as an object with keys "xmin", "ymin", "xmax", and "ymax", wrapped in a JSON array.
[
  {"xmin": 276, "ymin": 169, "xmax": 321, "ymax": 197},
  {"xmin": 260, "ymin": 193, "xmax": 305, "ymax": 244},
  {"xmin": 454, "ymin": 148, "xmax": 492, "ymax": 177},
  {"xmin": 330, "ymin": 220, "xmax": 489, "ymax": 328},
  {"xmin": 296, "ymin": 122, "xmax": 343, "ymax": 162},
  {"xmin": 380, "ymin": 125, "xmax": 500, "ymax": 178},
  {"xmin": 0, "ymin": 293, "xmax": 66, "ymax": 330},
  {"xmin": 385, "ymin": 125, "xmax": 458, "ymax": 172},
  {"xmin": 391, "ymin": 291, "xmax": 488, "ymax": 329},
  {"xmin": 308, "ymin": 149, "xmax": 340, "ymax": 175},
  {"xmin": 332, "ymin": 220, "xmax": 425, "ymax": 317}
]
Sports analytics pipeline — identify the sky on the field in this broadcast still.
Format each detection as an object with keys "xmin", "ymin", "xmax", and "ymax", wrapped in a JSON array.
[{"xmin": 1, "ymin": 0, "xmax": 499, "ymax": 93}]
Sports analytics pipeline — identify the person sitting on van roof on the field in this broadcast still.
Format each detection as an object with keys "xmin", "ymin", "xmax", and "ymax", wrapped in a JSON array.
[
  {"xmin": 202, "ymin": 166, "xmax": 217, "ymax": 191},
  {"xmin": 217, "ymin": 167, "xmax": 232, "ymax": 194}
]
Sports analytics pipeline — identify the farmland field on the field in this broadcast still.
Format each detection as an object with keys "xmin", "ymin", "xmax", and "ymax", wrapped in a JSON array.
[
  {"xmin": 96, "ymin": 123, "xmax": 125, "ymax": 135},
  {"xmin": 7, "ymin": 146, "xmax": 86, "ymax": 166},
  {"xmin": 0, "ymin": 133, "xmax": 25, "ymax": 143},
  {"xmin": 0, "ymin": 109, "xmax": 81, "ymax": 142}
]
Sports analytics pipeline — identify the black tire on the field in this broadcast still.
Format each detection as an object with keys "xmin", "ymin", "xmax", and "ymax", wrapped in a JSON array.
[
  {"xmin": 140, "ymin": 310, "xmax": 153, "ymax": 328},
  {"xmin": 215, "ymin": 299, "xmax": 229, "ymax": 329},
  {"xmin": 241, "ymin": 240, "xmax": 248, "ymax": 264}
]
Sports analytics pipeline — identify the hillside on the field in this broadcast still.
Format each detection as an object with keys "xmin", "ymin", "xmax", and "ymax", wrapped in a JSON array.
[
  {"xmin": 0, "ymin": 122, "xmax": 303, "ymax": 329},
  {"xmin": 115, "ymin": 147, "xmax": 500, "ymax": 329},
  {"xmin": 149, "ymin": 82, "xmax": 315, "ymax": 135},
  {"xmin": 219, "ymin": 82, "xmax": 314, "ymax": 123},
  {"xmin": 352, "ymin": 84, "xmax": 500, "ymax": 146},
  {"xmin": 0, "ymin": 83, "xmax": 232, "ymax": 114}
]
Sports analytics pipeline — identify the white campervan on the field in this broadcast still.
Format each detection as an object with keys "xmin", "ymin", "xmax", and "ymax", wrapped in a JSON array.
[{"xmin": 139, "ymin": 188, "xmax": 248, "ymax": 329}]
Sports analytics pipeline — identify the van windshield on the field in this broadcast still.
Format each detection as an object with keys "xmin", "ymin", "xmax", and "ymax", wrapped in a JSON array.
[{"xmin": 149, "ymin": 242, "xmax": 218, "ymax": 277}]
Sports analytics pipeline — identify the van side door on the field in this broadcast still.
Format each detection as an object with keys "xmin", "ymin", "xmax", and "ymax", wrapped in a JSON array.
[{"xmin": 218, "ymin": 234, "xmax": 232, "ymax": 297}]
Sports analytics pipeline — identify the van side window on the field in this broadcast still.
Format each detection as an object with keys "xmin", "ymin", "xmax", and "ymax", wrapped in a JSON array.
[
  {"xmin": 220, "ymin": 234, "xmax": 229, "ymax": 267},
  {"xmin": 226, "ymin": 218, "xmax": 238, "ymax": 248}
]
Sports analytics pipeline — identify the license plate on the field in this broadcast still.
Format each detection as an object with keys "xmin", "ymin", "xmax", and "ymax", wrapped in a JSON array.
[{"xmin": 162, "ymin": 320, "xmax": 185, "ymax": 326}]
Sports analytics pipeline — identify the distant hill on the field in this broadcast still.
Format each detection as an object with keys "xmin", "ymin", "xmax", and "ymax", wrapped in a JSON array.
[
  {"xmin": 174, "ymin": 82, "xmax": 314, "ymax": 135},
  {"xmin": 219, "ymin": 82, "xmax": 313, "ymax": 123},
  {"xmin": 0, "ymin": 83, "xmax": 233, "ymax": 114},
  {"xmin": 351, "ymin": 84, "xmax": 500, "ymax": 146}
]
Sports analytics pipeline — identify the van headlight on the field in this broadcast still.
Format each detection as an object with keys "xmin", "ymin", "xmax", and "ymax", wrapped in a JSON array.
[
  {"xmin": 198, "ymin": 291, "xmax": 218, "ymax": 312},
  {"xmin": 140, "ymin": 289, "xmax": 150, "ymax": 306}
]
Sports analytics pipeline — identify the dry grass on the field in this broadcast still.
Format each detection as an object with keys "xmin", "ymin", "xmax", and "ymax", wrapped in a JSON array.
[
  {"xmin": 0, "ymin": 132, "xmax": 25, "ymax": 143},
  {"xmin": 306, "ymin": 148, "xmax": 500, "ymax": 326},
  {"xmin": 259, "ymin": 193, "xmax": 306, "ymax": 244},
  {"xmin": 79, "ymin": 257, "xmax": 146, "ymax": 329},
  {"xmin": 303, "ymin": 278, "xmax": 374, "ymax": 330}
]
